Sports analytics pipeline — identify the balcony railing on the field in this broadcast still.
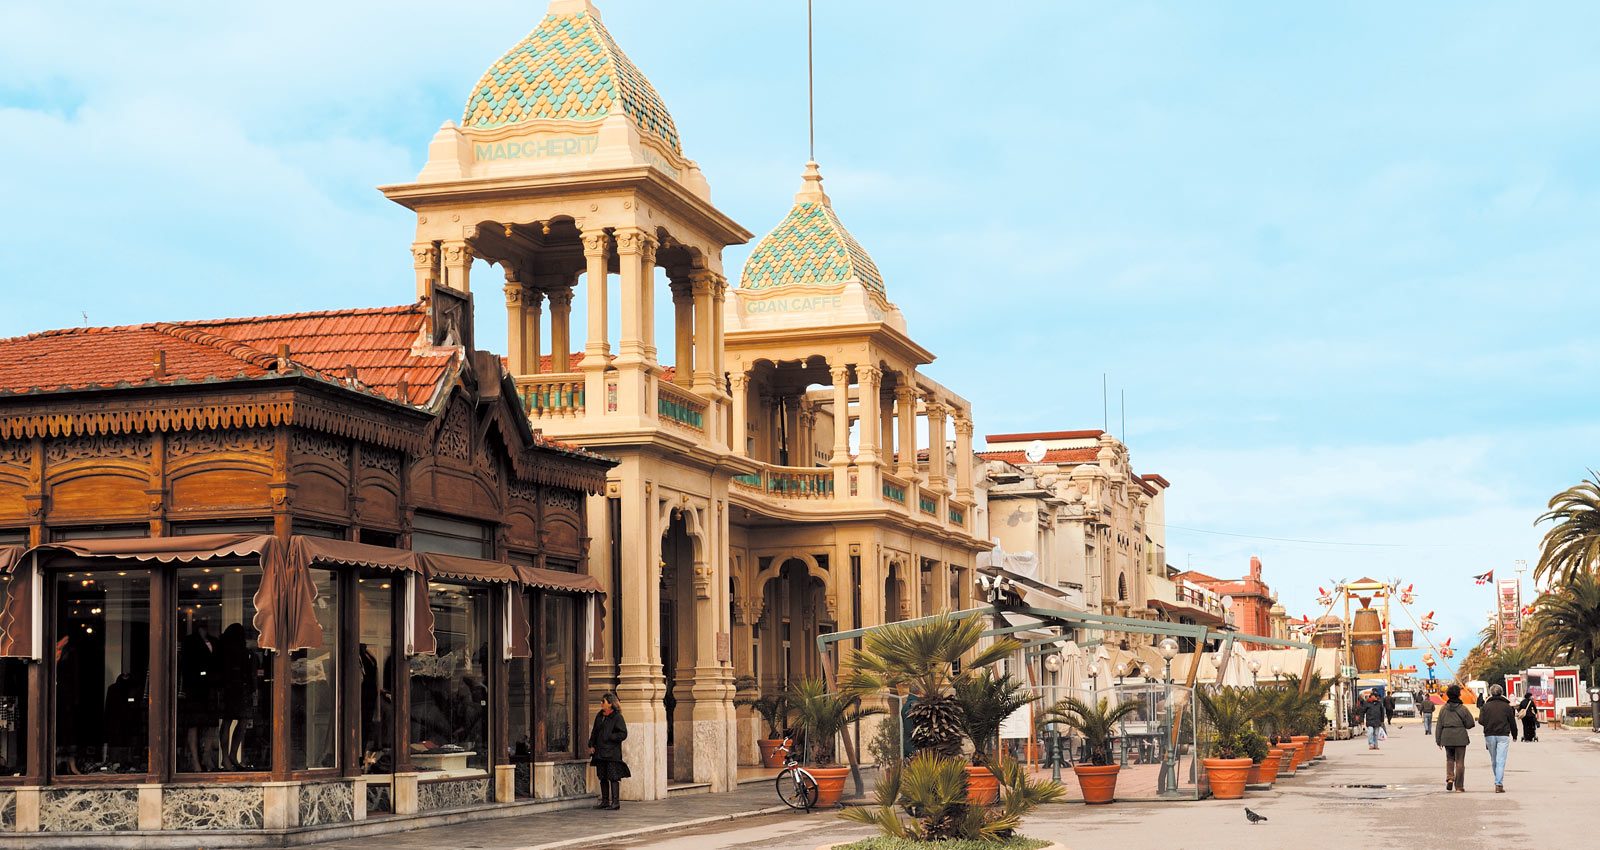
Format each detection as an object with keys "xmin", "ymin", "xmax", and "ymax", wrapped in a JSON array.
[
  {"xmin": 517, "ymin": 373, "xmax": 585, "ymax": 420},
  {"xmin": 729, "ymin": 464, "xmax": 834, "ymax": 498},
  {"xmin": 881, "ymin": 472, "xmax": 908, "ymax": 505},
  {"xmin": 658, "ymin": 383, "xmax": 707, "ymax": 432},
  {"xmin": 948, "ymin": 506, "xmax": 965, "ymax": 526},
  {"xmin": 918, "ymin": 494, "xmax": 938, "ymax": 516}
]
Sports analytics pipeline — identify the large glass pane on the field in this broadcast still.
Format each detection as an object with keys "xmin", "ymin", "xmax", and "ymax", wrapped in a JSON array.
[
  {"xmin": 539, "ymin": 594, "xmax": 577, "ymax": 756},
  {"xmin": 175, "ymin": 565, "xmax": 269, "ymax": 773},
  {"xmin": 291, "ymin": 568, "xmax": 340, "ymax": 770},
  {"xmin": 410, "ymin": 513, "xmax": 493, "ymax": 558},
  {"xmin": 356, "ymin": 570, "xmax": 396, "ymax": 775},
  {"xmin": 0, "ymin": 658, "xmax": 23, "ymax": 776},
  {"xmin": 509, "ymin": 591, "xmax": 534, "ymax": 771},
  {"xmin": 410, "ymin": 582, "xmax": 489, "ymax": 773},
  {"xmin": 54, "ymin": 569, "xmax": 149, "ymax": 774}
]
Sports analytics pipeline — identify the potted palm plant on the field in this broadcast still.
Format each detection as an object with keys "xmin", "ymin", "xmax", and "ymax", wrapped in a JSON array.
[
  {"xmin": 1197, "ymin": 687, "xmax": 1266, "ymax": 799},
  {"xmin": 786, "ymin": 678, "xmax": 883, "ymax": 807},
  {"xmin": 842, "ymin": 751, "xmax": 1064, "ymax": 845},
  {"xmin": 1244, "ymin": 689, "xmax": 1285, "ymax": 785},
  {"xmin": 742, "ymin": 694, "xmax": 793, "ymax": 768},
  {"xmin": 1041, "ymin": 696, "xmax": 1141, "ymax": 804},
  {"xmin": 954, "ymin": 670, "xmax": 1041, "ymax": 804}
]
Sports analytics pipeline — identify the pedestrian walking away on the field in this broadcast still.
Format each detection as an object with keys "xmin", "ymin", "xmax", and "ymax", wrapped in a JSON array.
[
  {"xmin": 1420, "ymin": 691, "xmax": 1436, "ymax": 735},
  {"xmin": 588, "ymin": 693, "xmax": 630, "ymax": 811},
  {"xmin": 1478, "ymin": 684, "xmax": 1515, "ymax": 793},
  {"xmin": 1435, "ymin": 684, "xmax": 1476, "ymax": 792},
  {"xmin": 1363, "ymin": 692, "xmax": 1388, "ymax": 750},
  {"xmin": 1383, "ymin": 692, "xmax": 1396, "ymax": 725},
  {"xmin": 1517, "ymin": 692, "xmax": 1540, "ymax": 742}
]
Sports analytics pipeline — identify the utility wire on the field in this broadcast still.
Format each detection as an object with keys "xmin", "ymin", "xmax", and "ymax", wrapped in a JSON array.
[{"xmin": 1154, "ymin": 523, "xmax": 1473, "ymax": 549}]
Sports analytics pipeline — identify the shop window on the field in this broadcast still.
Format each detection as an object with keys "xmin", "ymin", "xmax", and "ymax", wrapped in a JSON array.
[
  {"xmin": 54, "ymin": 568, "xmax": 150, "ymax": 775},
  {"xmin": 545, "ymin": 559, "xmax": 578, "ymax": 574},
  {"xmin": 291, "ymin": 568, "xmax": 340, "ymax": 770},
  {"xmin": 0, "ymin": 530, "xmax": 26, "ymax": 546},
  {"xmin": 174, "ymin": 564, "xmax": 269, "ymax": 773},
  {"xmin": 538, "ymin": 594, "xmax": 579, "ymax": 757},
  {"xmin": 294, "ymin": 521, "xmax": 347, "ymax": 540},
  {"xmin": 359, "ymin": 530, "xmax": 399, "ymax": 549},
  {"xmin": 171, "ymin": 520, "xmax": 273, "ymax": 536},
  {"xmin": 51, "ymin": 524, "xmax": 149, "ymax": 542},
  {"xmin": 411, "ymin": 513, "xmax": 493, "ymax": 559},
  {"xmin": 0, "ymin": 656, "xmax": 24, "ymax": 775},
  {"xmin": 356, "ymin": 569, "xmax": 397, "ymax": 776},
  {"xmin": 507, "ymin": 551, "xmax": 535, "ymax": 568},
  {"xmin": 410, "ymin": 581, "xmax": 490, "ymax": 773}
]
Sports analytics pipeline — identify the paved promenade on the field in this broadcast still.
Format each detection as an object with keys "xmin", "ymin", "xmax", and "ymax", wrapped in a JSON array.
[{"xmin": 306, "ymin": 719, "xmax": 1597, "ymax": 850}]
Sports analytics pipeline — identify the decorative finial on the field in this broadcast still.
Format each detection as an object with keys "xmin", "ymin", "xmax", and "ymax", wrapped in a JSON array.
[{"xmin": 795, "ymin": 160, "xmax": 829, "ymax": 205}]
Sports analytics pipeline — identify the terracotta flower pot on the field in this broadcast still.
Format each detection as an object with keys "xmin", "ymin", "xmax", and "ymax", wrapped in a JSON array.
[
  {"xmin": 1262, "ymin": 748, "xmax": 1284, "ymax": 782},
  {"xmin": 1314, "ymin": 734, "xmax": 1327, "ymax": 758},
  {"xmin": 1073, "ymin": 764, "xmax": 1120, "ymax": 804},
  {"xmin": 807, "ymin": 766, "xmax": 852, "ymax": 808},
  {"xmin": 965, "ymin": 765, "xmax": 1000, "ymax": 805},
  {"xmin": 758, "ymin": 739, "xmax": 787, "ymax": 768},
  {"xmin": 1204, "ymin": 757, "xmax": 1253, "ymax": 800},
  {"xmin": 1277, "ymin": 742, "xmax": 1301, "ymax": 775},
  {"xmin": 1289, "ymin": 736, "xmax": 1311, "ymax": 768}
]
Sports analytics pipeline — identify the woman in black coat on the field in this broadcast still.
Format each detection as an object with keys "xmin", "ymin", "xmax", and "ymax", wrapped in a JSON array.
[
  {"xmin": 588, "ymin": 693, "xmax": 630, "ymax": 810},
  {"xmin": 1516, "ymin": 693, "xmax": 1539, "ymax": 742}
]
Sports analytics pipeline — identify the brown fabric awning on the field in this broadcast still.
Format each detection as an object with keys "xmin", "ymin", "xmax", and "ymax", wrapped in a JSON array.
[
  {"xmin": 418, "ymin": 552, "xmax": 520, "ymax": 584},
  {"xmin": 514, "ymin": 564, "xmax": 603, "ymax": 595},
  {"xmin": 292, "ymin": 536, "xmax": 419, "ymax": 573},
  {"xmin": 0, "ymin": 546, "xmax": 31, "ymax": 658}
]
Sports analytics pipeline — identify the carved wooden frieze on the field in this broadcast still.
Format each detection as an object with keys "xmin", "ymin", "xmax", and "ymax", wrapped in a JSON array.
[
  {"xmin": 167, "ymin": 428, "xmax": 273, "ymax": 459},
  {"xmin": 437, "ymin": 400, "xmax": 471, "ymax": 461},
  {"xmin": 45, "ymin": 433, "xmax": 151, "ymax": 465},
  {"xmin": 292, "ymin": 429, "xmax": 352, "ymax": 468}
]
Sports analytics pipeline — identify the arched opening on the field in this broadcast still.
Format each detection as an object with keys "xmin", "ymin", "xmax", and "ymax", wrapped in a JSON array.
[
  {"xmin": 1117, "ymin": 572, "xmax": 1128, "ymax": 602},
  {"xmin": 659, "ymin": 511, "xmax": 699, "ymax": 782},
  {"xmin": 756, "ymin": 557, "xmax": 830, "ymax": 695}
]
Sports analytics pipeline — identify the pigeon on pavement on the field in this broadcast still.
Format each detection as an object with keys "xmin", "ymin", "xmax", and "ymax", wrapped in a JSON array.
[{"xmin": 1245, "ymin": 807, "xmax": 1268, "ymax": 824}]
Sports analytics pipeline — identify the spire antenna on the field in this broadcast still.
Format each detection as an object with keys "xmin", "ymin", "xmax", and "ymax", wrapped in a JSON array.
[{"xmin": 807, "ymin": 0, "xmax": 815, "ymax": 161}]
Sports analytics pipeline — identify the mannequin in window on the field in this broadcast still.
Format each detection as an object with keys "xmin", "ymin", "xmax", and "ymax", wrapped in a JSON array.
[
  {"xmin": 178, "ymin": 623, "xmax": 221, "ymax": 772},
  {"xmin": 217, "ymin": 623, "xmax": 258, "ymax": 770}
]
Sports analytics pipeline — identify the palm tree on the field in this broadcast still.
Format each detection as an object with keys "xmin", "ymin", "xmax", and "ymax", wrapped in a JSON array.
[
  {"xmin": 1523, "ymin": 570, "xmax": 1600, "ymax": 688},
  {"xmin": 1040, "ymin": 697, "xmax": 1143, "ymax": 766},
  {"xmin": 846, "ymin": 614, "xmax": 1022, "ymax": 758},
  {"xmin": 785, "ymin": 678, "xmax": 883, "ymax": 766},
  {"xmin": 954, "ymin": 670, "xmax": 1041, "ymax": 764},
  {"xmin": 1535, "ymin": 473, "xmax": 1600, "ymax": 586}
]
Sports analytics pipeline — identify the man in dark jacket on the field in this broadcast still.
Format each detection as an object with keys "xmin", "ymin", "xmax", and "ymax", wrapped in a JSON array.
[
  {"xmin": 1435, "ymin": 684, "xmax": 1475, "ymax": 792},
  {"xmin": 1362, "ymin": 692, "xmax": 1388, "ymax": 750},
  {"xmin": 1478, "ymin": 685, "xmax": 1516, "ymax": 793}
]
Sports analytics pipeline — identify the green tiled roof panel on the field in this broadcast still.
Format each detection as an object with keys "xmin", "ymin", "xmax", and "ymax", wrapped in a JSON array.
[
  {"xmin": 462, "ymin": 11, "xmax": 682, "ymax": 155},
  {"xmin": 742, "ymin": 202, "xmax": 886, "ymax": 294}
]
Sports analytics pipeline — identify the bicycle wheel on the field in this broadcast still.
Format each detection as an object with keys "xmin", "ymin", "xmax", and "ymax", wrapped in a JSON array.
[{"xmin": 775, "ymin": 767, "xmax": 819, "ymax": 810}]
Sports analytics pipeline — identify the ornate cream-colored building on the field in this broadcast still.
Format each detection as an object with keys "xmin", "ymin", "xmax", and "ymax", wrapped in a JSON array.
[{"xmin": 381, "ymin": 0, "xmax": 987, "ymax": 799}]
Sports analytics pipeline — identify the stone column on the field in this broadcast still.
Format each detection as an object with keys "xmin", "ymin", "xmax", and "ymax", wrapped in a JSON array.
[
  {"xmin": 954, "ymin": 414, "xmax": 975, "ymax": 504},
  {"xmin": 441, "ymin": 239, "xmax": 473, "ymax": 293},
  {"xmin": 711, "ymin": 275, "xmax": 728, "ymax": 385},
  {"xmin": 857, "ymin": 367, "xmax": 882, "ymax": 496},
  {"xmin": 896, "ymin": 386, "xmax": 918, "ymax": 477},
  {"xmin": 730, "ymin": 373, "xmax": 750, "ymax": 456},
  {"xmin": 503, "ymin": 273, "xmax": 528, "ymax": 375},
  {"xmin": 581, "ymin": 229, "xmax": 611, "ymax": 420},
  {"xmin": 617, "ymin": 473, "xmax": 667, "ymax": 800},
  {"xmin": 669, "ymin": 277, "xmax": 694, "ymax": 386},
  {"xmin": 525, "ymin": 288, "xmax": 544, "ymax": 376},
  {"xmin": 691, "ymin": 270, "xmax": 717, "ymax": 393},
  {"xmin": 412, "ymin": 241, "xmax": 439, "ymax": 299},
  {"xmin": 926, "ymin": 400, "xmax": 949, "ymax": 492},
  {"xmin": 549, "ymin": 287, "xmax": 573, "ymax": 372},
  {"xmin": 881, "ymin": 385, "xmax": 896, "ymax": 468},
  {"xmin": 615, "ymin": 228, "xmax": 657, "ymax": 421},
  {"xmin": 829, "ymin": 365, "xmax": 851, "ymax": 493}
]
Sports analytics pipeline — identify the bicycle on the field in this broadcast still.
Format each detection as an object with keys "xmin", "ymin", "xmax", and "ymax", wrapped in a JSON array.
[{"xmin": 773, "ymin": 738, "xmax": 819, "ymax": 811}]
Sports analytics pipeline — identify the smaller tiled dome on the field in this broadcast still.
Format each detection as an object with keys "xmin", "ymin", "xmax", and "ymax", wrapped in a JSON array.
[
  {"xmin": 462, "ymin": 2, "xmax": 681, "ymax": 155},
  {"xmin": 741, "ymin": 162, "xmax": 885, "ymax": 295}
]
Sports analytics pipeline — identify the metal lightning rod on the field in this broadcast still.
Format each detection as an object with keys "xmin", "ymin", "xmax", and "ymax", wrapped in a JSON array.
[{"xmin": 807, "ymin": 0, "xmax": 815, "ymax": 161}]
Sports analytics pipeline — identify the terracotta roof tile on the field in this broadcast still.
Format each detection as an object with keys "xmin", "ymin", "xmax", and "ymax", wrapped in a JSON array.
[
  {"xmin": 976, "ymin": 447, "xmax": 1101, "ymax": 465},
  {"xmin": 985, "ymin": 429, "xmax": 1105, "ymax": 443}
]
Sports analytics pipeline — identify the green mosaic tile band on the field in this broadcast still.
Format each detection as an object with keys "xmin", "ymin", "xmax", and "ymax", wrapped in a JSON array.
[
  {"xmin": 742, "ymin": 201, "xmax": 886, "ymax": 294},
  {"xmin": 463, "ymin": 11, "xmax": 682, "ymax": 155}
]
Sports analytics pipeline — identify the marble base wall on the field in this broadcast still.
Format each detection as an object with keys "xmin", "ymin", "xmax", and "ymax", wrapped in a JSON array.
[
  {"xmin": 298, "ymin": 781, "xmax": 354, "ymax": 827},
  {"xmin": 366, "ymin": 783, "xmax": 392, "ymax": 814},
  {"xmin": 417, "ymin": 778, "xmax": 487, "ymax": 812},
  {"xmin": 40, "ymin": 788, "xmax": 139, "ymax": 832},
  {"xmin": 533, "ymin": 761, "xmax": 588, "ymax": 799},
  {"xmin": 161, "ymin": 785, "xmax": 265, "ymax": 830},
  {"xmin": 0, "ymin": 790, "xmax": 13, "ymax": 831}
]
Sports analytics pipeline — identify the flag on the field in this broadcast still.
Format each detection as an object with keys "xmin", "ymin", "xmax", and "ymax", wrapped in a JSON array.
[{"xmin": 1473, "ymin": 570, "xmax": 1493, "ymax": 585}]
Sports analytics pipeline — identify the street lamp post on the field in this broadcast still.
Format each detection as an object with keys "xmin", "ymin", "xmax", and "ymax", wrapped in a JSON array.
[
  {"xmin": 1157, "ymin": 638, "xmax": 1180, "ymax": 795},
  {"xmin": 1044, "ymin": 651, "xmax": 1064, "ymax": 782},
  {"xmin": 1248, "ymin": 658, "xmax": 1261, "ymax": 686}
]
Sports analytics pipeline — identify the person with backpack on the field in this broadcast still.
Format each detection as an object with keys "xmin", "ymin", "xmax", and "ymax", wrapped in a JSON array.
[{"xmin": 1435, "ymin": 684, "xmax": 1476, "ymax": 792}]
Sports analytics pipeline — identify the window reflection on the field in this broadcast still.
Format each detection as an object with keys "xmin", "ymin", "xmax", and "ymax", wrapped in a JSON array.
[
  {"xmin": 540, "ymin": 594, "xmax": 577, "ymax": 756},
  {"xmin": 0, "ymin": 657, "xmax": 22, "ymax": 775},
  {"xmin": 54, "ymin": 569, "xmax": 149, "ymax": 775},
  {"xmin": 410, "ymin": 582, "xmax": 489, "ymax": 774},
  {"xmin": 357, "ymin": 569, "xmax": 396, "ymax": 776},
  {"xmin": 291, "ymin": 568, "xmax": 339, "ymax": 770},
  {"xmin": 175, "ymin": 565, "xmax": 269, "ymax": 773}
]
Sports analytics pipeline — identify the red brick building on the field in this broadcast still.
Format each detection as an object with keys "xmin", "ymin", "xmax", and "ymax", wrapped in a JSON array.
[{"xmin": 1173, "ymin": 555, "xmax": 1281, "ymax": 648}]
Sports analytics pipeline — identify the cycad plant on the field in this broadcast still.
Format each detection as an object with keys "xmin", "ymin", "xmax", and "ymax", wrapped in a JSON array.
[
  {"xmin": 786, "ymin": 678, "xmax": 883, "ymax": 766},
  {"xmin": 847, "ymin": 614, "xmax": 1022, "ymax": 758},
  {"xmin": 1536, "ymin": 473, "xmax": 1600, "ymax": 587},
  {"xmin": 841, "ymin": 751, "xmax": 1064, "ymax": 841},
  {"xmin": 1040, "ymin": 697, "xmax": 1142, "ymax": 766},
  {"xmin": 1197, "ymin": 687, "xmax": 1267, "ymax": 761},
  {"xmin": 954, "ymin": 670, "xmax": 1041, "ymax": 765}
]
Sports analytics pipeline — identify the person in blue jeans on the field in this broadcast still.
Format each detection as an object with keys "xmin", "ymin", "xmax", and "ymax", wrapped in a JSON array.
[
  {"xmin": 1420, "ymin": 692, "xmax": 1435, "ymax": 734},
  {"xmin": 1362, "ymin": 692, "xmax": 1387, "ymax": 749},
  {"xmin": 1477, "ymin": 684, "xmax": 1516, "ymax": 793}
]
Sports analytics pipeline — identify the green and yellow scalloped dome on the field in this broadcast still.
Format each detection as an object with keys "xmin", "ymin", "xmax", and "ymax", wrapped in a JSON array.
[
  {"xmin": 462, "ymin": 3, "xmax": 681, "ymax": 155},
  {"xmin": 742, "ymin": 162, "xmax": 885, "ymax": 295}
]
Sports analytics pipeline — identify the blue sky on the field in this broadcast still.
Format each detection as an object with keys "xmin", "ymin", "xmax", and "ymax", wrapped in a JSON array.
[{"xmin": 5, "ymin": 1, "xmax": 1598, "ymax": 669}]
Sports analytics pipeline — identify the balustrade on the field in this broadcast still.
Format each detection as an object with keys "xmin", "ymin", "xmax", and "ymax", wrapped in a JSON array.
[
  {"xmin": 517, "ymin": 373, "xmax": 585, "ymax": 420},
  {"xmin": 881, "ymin": 472, "xmax": 909, "ymax": 505},
  {"xmin": 918, "ymin": 493, "xmax": 938, "ymax": 516},
  {"xmin": 658, "ymin": 383, "xmax": 707, "ymax": 432}
]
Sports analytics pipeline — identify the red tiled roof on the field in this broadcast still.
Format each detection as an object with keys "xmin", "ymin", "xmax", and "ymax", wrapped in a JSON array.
[
  {"xmin": 976, "ymin": 447, "xmax": 1101, "ymax": 465},
  {"xmin": 985, "ymin": 429, "xmax": 1104, "ymax": 444},
  {"xmin": 0, "ymin": 304, "xmax": 453, "ymax": 407}
]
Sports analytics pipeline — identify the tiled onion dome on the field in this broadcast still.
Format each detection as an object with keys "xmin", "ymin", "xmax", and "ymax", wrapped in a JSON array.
[
  {"xmin": 741, "ymin": 162, "xmax": 886, "ymax": 295},
  {"xmin": 462, "ymin": 9, "xmax": 681, "ymax": 155}
]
